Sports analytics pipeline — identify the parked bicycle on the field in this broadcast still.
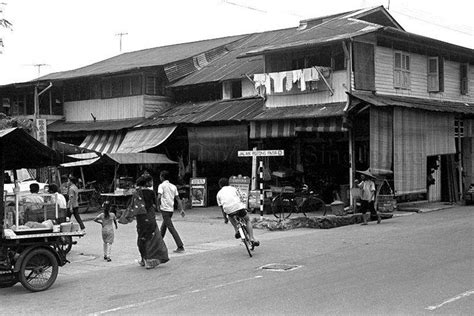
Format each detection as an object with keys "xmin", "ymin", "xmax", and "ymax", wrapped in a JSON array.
[
  {"xmin": 271, "ymin": 185, "xmax": 326, "ymax": 220},
  {"xmin": 229, "ymin": 212, "xmax": 255, "ymax": 257}
]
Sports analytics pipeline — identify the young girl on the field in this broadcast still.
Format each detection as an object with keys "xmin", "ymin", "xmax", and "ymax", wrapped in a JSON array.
[{"xmin": 94, "ymin": 201, "xmax": 118, "ymax": 262}]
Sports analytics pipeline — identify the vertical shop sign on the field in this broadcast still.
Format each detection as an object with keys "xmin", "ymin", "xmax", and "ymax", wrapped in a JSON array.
[
  {"xmin": 190, "ymin": 178, "xmax": 207, "ymax": 207},
  {"xmin": 229, "ymin": 175, "xmax": 251, "ymax": 207},
  {"xmin": 36, "ymin": 119, "xmax": 47, "ymax": 145}
]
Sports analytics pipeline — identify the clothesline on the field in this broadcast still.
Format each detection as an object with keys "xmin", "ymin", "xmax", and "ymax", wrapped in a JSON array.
[{"xmin": 253, "ymin": 66, "xmax": 331, "ymax": 94}]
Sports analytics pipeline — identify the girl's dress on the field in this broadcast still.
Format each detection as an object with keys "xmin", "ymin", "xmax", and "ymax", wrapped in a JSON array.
[{"xmin": 95, "ymin": 213, "xmax": 117, "ymax": 260}]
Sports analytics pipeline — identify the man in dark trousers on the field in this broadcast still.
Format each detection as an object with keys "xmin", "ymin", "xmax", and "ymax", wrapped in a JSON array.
[
  {"xmin": 355, "ymin": 170, "xmax": 381, "ymax": 225},
  {"xmin": 157, "ymin": 170, "xmax": 186, "ymax": 253}
]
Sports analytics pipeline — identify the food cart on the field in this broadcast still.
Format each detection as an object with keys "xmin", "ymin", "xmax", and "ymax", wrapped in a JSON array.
[{"xmin": 0, "ymin": 128, "xmax": 84, "ymax": 292}]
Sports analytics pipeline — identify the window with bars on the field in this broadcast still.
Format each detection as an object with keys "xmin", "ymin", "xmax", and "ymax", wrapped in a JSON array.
[
  {"xmin": 394, "ymin": 51, "xmax": 410, "ymax": 89},
  {"xmin": 145, "ymin": 76, "xmax": 164, "ymax": 95}
]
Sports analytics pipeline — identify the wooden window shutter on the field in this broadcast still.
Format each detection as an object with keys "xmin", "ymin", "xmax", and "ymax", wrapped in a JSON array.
[
  {"xmin": 460, "ymin": 63, "xmax": 468, "ymax": 95},
  {"xmin": 427, "ymin": 57, "xmax": 439, "ymax": 92},
  {"xmin": 353, "ymin": 42, "xmax": 375, "ymax": 91}
]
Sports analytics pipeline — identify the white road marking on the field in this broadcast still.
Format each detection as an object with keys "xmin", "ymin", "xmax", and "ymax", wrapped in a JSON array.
[
  {"xmin": 213, "ymin": 275, "xmax": 263, "ymax": 288},
  {"xmin": 91, "ymin": 275, "xmax": 263, "ymax": 315},
  {"xmin": 90, "ymin": 294, "xmax": 178, "ymax": 315},
  {"xmin": 425, "ymin": 290, "xmax": 474, "ymax": 311}
]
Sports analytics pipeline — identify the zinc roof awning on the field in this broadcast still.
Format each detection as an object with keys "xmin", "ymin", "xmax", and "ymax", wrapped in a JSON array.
[{"xmin": 116, "ymin": 126, "xmax": 177, "ymax": 153}]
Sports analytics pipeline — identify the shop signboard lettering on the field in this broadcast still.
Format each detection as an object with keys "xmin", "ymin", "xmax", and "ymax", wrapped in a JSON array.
[
  {"xmin": 238, "ymin": 149, "xmax": 284, "ymax": 157},
  {"xmin": 190, "ymin": 178, "xmax": 207, "ymax": 207},
  {"xmin": 35, "ymin": 119, "xmax": 47, "ymax": 146}
]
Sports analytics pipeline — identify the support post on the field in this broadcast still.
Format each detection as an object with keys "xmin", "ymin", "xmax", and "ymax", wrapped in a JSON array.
[{"xmin": 259, "ymin": 160, "xmax": 264, "ymax": 219}]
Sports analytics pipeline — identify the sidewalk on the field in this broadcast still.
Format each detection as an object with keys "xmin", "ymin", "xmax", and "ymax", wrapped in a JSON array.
[{"xmin": 396, "ymin": 201, "xmax": 456, "ymax": 214}]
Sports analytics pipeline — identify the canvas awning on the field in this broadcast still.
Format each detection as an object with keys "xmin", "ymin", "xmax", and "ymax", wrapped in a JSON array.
[
  {"xmin": 79, "ymin": 130, "xmax": 127, "ymax": 153},
  {"xmin": 106, "ymin": 153, "xmax": 177, "ymax": 165},
  {"xmin": 116, "ymin": 126, "xmax": 176, "ymax": 153},
  {"xmin": 60, "ymin": 153, "xmax": 177, "ymax": 168},
  {"xmin": 250, "ymin": 120, "xmax": 296, "ymax": 139}
]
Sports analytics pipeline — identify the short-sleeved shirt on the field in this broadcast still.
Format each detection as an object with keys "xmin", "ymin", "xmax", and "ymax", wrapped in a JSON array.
[
  {"xmin": 68, "ymin": 184, "xmax": 79, "ymax": 208},
  {"xmin": 358, "ymin": 180, "xmax": 375, "ymax": 202},
  {"xmin": 158, "ymin": 180, "xmax": 178, "ymax": 212},
  {"xmin": 216, "ymin": 186, "xmax": 246, "ymax": 215},
  {"xmin": 22, "ymin": 194, "xmax": 44, "ymax": 210}
]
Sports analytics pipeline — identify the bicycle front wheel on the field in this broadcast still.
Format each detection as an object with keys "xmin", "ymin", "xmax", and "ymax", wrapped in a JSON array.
[
  {"xmin": 271, "ymin": 195, "xmax": 295, "ymax": 220},
  {"xmin": 239, "ymin": 226, "xmax": 252, "ymax": 258}
]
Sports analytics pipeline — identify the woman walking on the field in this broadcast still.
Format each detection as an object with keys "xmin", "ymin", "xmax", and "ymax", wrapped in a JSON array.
[
  {"xmin": 94, "ymin": 201, "xmax": 118, "ymax": 262},
  {"xmin": 120, "ymin": 175, "xmax": 169, "ymax": 269}
]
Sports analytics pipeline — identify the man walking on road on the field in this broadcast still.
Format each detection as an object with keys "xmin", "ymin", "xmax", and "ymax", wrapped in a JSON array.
[
  {"xmin": 158, "ymin": 170, "xmax": 186, "ymax": 253},
  {"xmin": 355, "ymin": 170, "xmax": 381, "ymax": 225}
]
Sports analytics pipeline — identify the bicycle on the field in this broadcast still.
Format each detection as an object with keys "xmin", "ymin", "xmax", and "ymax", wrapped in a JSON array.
[
  {"xmin": 228, "ymin": 213, "xmax": 255, "ymax": 258},
  {"xmin": 271, "ymin": 185, "xmax": 326, "ymax": 220}
]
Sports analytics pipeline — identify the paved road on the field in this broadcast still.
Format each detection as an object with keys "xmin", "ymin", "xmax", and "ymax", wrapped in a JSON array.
[{"xmin": 1, "ymin": 205, "xmax": 473, "ymax": 315}]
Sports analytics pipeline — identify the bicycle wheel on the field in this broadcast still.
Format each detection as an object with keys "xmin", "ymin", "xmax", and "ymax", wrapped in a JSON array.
[
  {"xmin": 239, "ymin": 225, "xmax": 252, "ymax": 258},
  {"xmin": 301, "ymin": 196, "xmax": 326, "ymax": 215},
  {"xmin": 271, "ymin": 195, "xmax": 295, "ymax": 220}
]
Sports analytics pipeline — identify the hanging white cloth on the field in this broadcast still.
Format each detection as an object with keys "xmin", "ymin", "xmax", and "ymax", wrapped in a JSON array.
[
  {"xmin": 270, "ymin": 72, "xmax": 286, "ymax": 93},
  {"xmin": 286, "ymin": 71, "xmax": 294, "ymax": 91}
]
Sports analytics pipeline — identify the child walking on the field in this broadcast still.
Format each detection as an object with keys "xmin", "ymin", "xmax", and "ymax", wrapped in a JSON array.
[{"xmin": 94, "ymin": 201, "xmax": 118, "ymax": 262}]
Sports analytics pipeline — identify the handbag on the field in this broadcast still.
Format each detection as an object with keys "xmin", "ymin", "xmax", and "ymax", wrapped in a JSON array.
[{"xmin": 130, "ymin": 189, "xmax": 148, "ymax": 216}]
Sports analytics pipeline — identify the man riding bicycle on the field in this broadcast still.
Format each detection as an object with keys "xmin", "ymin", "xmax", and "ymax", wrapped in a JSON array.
[{"xmin": 216, "ymin": 178, "xmax": 260, "ymax": 248}]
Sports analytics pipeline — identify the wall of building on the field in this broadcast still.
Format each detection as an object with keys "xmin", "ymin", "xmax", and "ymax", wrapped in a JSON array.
[
  {"xmin": 265, "ymin": 70, "xmax": 348, "ymax": 107},
  {"xmin": 64, "ymin": 96, "xmax": 144, "ymax": 121},
  {"xmin": 375, "ymin": 46, "xmax": 474, "ymax": 103}
]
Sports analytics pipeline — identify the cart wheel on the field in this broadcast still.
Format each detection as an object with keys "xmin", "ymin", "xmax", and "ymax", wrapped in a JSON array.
[
  {"xmin": 58, "ymin": 236, "xmax": 73, "ymax": 254},
  {"xmin": 19, "ymin": 248, "xmax": 59, "ymax": 292},
  {"xmin": 0, "ymin": 271, "xmax": 18, "ymax": 288}
]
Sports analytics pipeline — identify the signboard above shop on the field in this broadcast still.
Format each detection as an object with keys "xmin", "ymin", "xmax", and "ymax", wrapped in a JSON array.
[{"xmin": 238, "ymin": 150, "xmax": 284, "ymax": 157}]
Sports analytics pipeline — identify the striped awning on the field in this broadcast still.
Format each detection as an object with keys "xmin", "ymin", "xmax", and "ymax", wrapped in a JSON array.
[
  {"xmin": 116, "ymin": 126, "xmax": 176, "ymax": 153},
  {"xmin": 250, "ymin": 121, "xmax": 296, "ymax": 139},
  {"xmin": 295, "ymin": 117, "xmax": 347, "ymax": 132},
  {"xmin": 79, "ymin": 130, "xmax": 126, "ymax": 154},
  {"xmin": 250, "ymin": 117, "xmax": 346, "ymax": 139}
]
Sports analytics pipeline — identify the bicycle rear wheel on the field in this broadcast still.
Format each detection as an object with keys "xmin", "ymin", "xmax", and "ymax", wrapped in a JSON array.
[
  {"xmin": 271, "ymin": 195, "xmax": 295, "ymax": 220},
  {"xmin": 301, "ymin": 197, "xmax": 326, "ymax": 215},
  {"xmin": 239, "ymin": 226, "xmax": 252, "ymax": 258}
]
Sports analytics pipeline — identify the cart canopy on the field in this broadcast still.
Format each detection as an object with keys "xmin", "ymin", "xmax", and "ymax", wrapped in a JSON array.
[{"xmin": 0, "ymin": 128, "xmax": 62, "ymax": 170}]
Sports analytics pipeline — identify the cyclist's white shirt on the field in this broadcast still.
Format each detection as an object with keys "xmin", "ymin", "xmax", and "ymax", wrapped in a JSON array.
[{"xmin": 216, "ymin": 186, "xmax": 245, "ymax": 215}]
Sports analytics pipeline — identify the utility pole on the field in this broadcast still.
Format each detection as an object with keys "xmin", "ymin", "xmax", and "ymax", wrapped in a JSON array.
[{"xmin": 115, "ymin": 32, "xmax": 128, "ymax": 53}]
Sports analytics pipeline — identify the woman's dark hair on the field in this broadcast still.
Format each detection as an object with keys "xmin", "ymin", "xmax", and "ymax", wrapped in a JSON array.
[
  {"xmin": 48, "ymin": 183, "xmax": 59, "ymax": 193},
  {"xmin": 218, "ymin": 177, "xmax": 229, "ymax": 188},
  {"xmin": 69, "ymin": 176, "xmax": 78, "ymax": 185},
  {"xmin": 29, "ymin": 183, "xmax": 40, "ymax": 193},
  {"xmin": 136, "ymin": 175, "xmax": 151, "ymax": 187},
  {"xmin": 103, "ymin": 201, "xmax": 110, "ymax": 219}
]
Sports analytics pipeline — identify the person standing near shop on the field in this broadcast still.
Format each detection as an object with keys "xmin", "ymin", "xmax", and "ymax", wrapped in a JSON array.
[
  {"xmin": 157, "ymin": 170, "xmax": 185, "ymax": 253},
  {"xmin": 355, "ymin": 170, "xmax": 381, "ymax": 225},
  {"xmin": 67, "ymin": 176, "xmax": 86, "ymax": 232}
]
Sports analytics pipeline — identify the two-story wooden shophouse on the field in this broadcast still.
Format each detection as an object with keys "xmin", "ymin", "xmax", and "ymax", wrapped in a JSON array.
[{"xmin": 233, "ymin": 6, "xmax": 474, "ymax": 203}]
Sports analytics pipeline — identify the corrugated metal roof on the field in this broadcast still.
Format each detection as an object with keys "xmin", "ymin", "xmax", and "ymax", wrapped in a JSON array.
[
  {"xmin": 138, "ymin": 97, "xmax": 265, "ymax": 127},
  {"xmin": 171, "ymin": 28, "xmax": 296, "ymax": 87},
  {"xmin": 349, "ymin": 92, "xmax": 474, "ymax": 115},
  {"xmin": 48, "ymin": 118, "xmax": 144, "ymax": 132},
  {"xmin": 251, "ymin": 102, "xmax": 346, "ymax": 121},
  {"xmin": 36, "ymin": 34, "xmax": 247, "ymax": 81},
  {"xmin": 240, "ymin": 18, "xmax": 382, "ymax": 57}
]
